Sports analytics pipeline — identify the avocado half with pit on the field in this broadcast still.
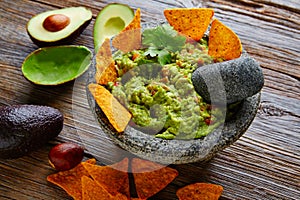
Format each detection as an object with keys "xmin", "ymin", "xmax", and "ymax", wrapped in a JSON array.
[
  {"xmin": 27, "ymin": 7, "xmax": 92, "ymax": 47},
  {"xmin": 22, "ymin": 45, "xmax": 92, "ymax": 85},
  {"xmin": 94, "ymin": 3, "xmax": 135, "ymax": 51}
]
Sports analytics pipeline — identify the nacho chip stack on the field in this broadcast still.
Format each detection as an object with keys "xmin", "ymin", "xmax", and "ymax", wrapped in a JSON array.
[
  {"xmin": 81, "ymin": 176, "xmax": 127, "ymax": 200},
  {"xmin": 47, "ymin": 158, "xmax": 97, "ymax": 200},
  {"xmin": 82, "ymin": 157, "xmax": 130, "ymax": 199}
]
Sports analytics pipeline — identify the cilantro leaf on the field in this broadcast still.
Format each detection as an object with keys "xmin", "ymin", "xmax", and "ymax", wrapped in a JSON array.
[
  {"xmin": 144, "ymin": 47, "xmax": 161, "ymax": 57},
  {"xmin": 142, "ymin": 24, "xmax": 186, "ymax": 65},
  {"xmin": 157, "ymin": 49, "xmax": 172, "ymax": 65}
]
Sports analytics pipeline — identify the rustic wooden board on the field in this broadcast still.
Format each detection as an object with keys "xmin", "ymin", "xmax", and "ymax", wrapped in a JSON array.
[{"xmin": 0, "ymin": 0, "xmax": 299, "ymax": 199}]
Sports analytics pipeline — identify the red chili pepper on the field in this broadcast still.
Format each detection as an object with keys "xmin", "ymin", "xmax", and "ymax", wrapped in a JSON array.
[
  {"xmin": 197, "ymin": 59, "xmax": 204, "ymax": 67},
  {"xmin": 205, "ymin": 118, "xmax": 214, "ymax": 125},
  {"xmin": 132, "ymin": 53, "xmax": 139, "ymax": 61},
  {"xmin": 114, "ymin": 82, "xmax": 119, "ymax": 87}
]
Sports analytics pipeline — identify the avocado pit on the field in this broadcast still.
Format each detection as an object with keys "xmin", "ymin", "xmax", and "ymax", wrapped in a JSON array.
[
  {"xmin": 43, "ymin": 14, "xmax": 70, "ymax": 32},
  {"xmin": 48, "ymin": 142, "xmax": 84, "ymax": 171}
]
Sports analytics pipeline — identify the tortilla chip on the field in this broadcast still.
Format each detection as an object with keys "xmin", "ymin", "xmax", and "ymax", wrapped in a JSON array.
[
  {"xmin": 95, "ymin": 38, "xmax": 112, "ymax": 72},
  {"xmin": 164, "ymin": 8, "xmax": 214, "ymax": 41},
  {"xmin": 47, "ymin": 158, "xmax": 97, "ymax": 200},
  {"xmin": 176, "ymin": 183, "xmax": 223, "ymax": 200},
  {"xmin": 131, "ymin": 158, "xmax": 179, "ymax": 199},
  {"xmin": 81, "ymin": 176, "xmax": 128, "ymax": 200},
  {"xmin": 112, "ymin": 8, "xmax": 142, "ymax": 52},
  {"xmin": 97, "ymin": 61, "xmax": 118, "ymax": 85},
  {"xmin": 95, "ymin": 38, "xmax": 118, "ymax": 85},
  {"xmin": 82, "ymin": 176, "xmax": 112, "ymax": 200},
  {"xmin": 208, "ymin": 19, "xmax": 242, "ymax": 60},
  {"xmin": 88, "ymin": 83, "xmax": 131, "ymax": 133},
  {"xmin": 82, "ymin": 157, "xmax": 130, "ymax": 199}
]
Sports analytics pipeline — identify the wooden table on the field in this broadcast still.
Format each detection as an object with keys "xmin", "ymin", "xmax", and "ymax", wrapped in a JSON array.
[{"xmin": 0, "ymin": 0, "xmax": 299, "ymax": 199}]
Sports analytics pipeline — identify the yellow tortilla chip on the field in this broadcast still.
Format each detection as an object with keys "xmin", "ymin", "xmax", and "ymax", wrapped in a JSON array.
[
  {"xmin": 112, "ymin": 8, "xmax": 142, "ymax": 52},
  {"xmin": 97, "ymin": 61, "xmax": 118, "ymax": 85},
  {"xmin": 88, "ymin": 83, "xmax": 131, "ymax": 132},
  {"xmin": 95, "ymin": 38, "xmax": 118, "ymax": 85},
  {"xmin": 176, "ymin": 182, "xmax": 223, "ymax": 200},
  {"xmin": 131, "ymin": 158, "xmax": 179, "ymax": 199},
  {"xmin": 81, "ymin": 176, "xmax": 128, "ymax": 200},
  {"xmin": 164, "ymin": 8, "xmax": 214, "ymax": 41},
  {"xmin": 208, "ymin": 19, "xmax": 242, "ymax": 60},
  {"xmin": 82, "ymin": 158, "xmax": 130, "ymax": 198},
  {"xmin": 47, "ymin": 158, "xmax": 96, "ymax": 200},
  {"xmin": 82, "ymin": 176, "xmax": 112, "ymax": 200}
]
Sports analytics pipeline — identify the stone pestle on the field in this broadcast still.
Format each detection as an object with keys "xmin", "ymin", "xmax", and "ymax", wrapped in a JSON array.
[{"xmin": 192, "ymin": 55, "xmax": 264, "ymax": 105}]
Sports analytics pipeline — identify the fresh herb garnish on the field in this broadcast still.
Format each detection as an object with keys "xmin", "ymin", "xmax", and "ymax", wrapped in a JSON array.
[{"xmin": 142, "ymin": 24, "xmax": 186, "ymax": 65}]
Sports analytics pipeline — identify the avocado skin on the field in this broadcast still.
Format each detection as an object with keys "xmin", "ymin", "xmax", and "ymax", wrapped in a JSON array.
[
  {"xmin": 0, "ymin": 105, "xmax": 63, "ymax": 159},
  {"xmin": 93, "ymin": 3, "xmax": 134, "ymax": 51},
  {"xmin": 28, "ymin": 18, "xmax": 92, "ymax": 47}
]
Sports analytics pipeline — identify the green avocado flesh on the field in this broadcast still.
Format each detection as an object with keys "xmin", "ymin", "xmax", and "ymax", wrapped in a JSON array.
[
  {"xmin": 109, "ymin": 41, "xmax": 224, "ymax": 140},
  {"xmin": 22, "ymin": 46, "xmax": 92, "ymax": 85},
  {"xmin": 94, "ymin": 3, "xmax": 134, "ymax": 51},
  {"xmin": 27, "ymin": 7, "xmax": 92, "ymax": 45}
]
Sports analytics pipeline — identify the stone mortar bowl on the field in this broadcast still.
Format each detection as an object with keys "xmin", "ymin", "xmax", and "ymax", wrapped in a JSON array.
[
  {"xmin": 86, "ymin": 56, "xmax": 263, "ymax": 165},
  {"xmin": 86, "ymin": 21, "xmax": 264, "ymax": 164}
]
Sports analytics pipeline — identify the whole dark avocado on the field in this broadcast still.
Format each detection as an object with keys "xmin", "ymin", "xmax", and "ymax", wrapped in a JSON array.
[{"xmin": 0, "ymin": 105, "xmax": 63, "ymax": 159}]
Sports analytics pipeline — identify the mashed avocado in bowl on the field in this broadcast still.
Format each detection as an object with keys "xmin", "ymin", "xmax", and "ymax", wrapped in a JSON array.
[
  {"xmin": 86, "ymin": 22, "xmax": 261, "ymax": 164},
  {"xmin": 108, "ymin": 40, "xmax": 224, "ymax": 140}
]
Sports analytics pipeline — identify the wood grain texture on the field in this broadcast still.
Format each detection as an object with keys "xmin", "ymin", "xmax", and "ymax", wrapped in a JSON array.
[{"xmin": 0, "ymin": 0, "xmax": 299, "ymax": 199}]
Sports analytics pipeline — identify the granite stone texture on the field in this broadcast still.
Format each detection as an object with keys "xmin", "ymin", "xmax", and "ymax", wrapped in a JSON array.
[
  {"xmin": 192, "ymin": 55, "xmax": 264, "ymax": 105},
  {"xmin": 86, "ymin": 54, "xmax": 263, "ymax": 164}
]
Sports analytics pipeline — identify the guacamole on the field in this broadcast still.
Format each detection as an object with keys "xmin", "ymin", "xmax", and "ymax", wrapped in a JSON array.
[{"xmin": 107, "ymin": 39, "xmax": 223, "ymax": 140}]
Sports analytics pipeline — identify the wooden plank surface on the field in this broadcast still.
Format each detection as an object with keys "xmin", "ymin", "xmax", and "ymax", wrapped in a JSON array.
[{"xmin": 0, "ymin": 0, "xmax": 299, "ymax": 199}]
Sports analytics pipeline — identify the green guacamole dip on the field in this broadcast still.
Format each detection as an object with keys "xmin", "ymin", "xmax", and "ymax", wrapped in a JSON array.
[{"xmin": 108, "ymin": 40, "xmax": 223, "ymax": 140}]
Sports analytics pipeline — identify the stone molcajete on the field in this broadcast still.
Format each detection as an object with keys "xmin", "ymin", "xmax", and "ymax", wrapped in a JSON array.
[
  {"xmin": 86, "ymin": 6, "xmax": 265, "ymax": 164},
  {"xmin": 87, "ymin": 54, "xmax": 264, "ymax": 165}
]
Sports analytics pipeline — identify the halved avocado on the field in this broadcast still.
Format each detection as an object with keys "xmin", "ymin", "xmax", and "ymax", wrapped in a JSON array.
[
  {"xmin": 27, "ymin": 7, "xmax": 92, "ymax": 47},
  {"xmin": 22, "ymin": 45, "xmax": 92, "ymax": 85},
  {"xmin": 94, "ymin": 3, "xmax": 134, "ymax": 51}
]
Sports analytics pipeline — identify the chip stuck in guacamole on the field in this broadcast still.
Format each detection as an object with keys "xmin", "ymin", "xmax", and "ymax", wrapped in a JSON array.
[{"xmin": 22, "ymin": 45, "xmax": 92, "ymax": 85}]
